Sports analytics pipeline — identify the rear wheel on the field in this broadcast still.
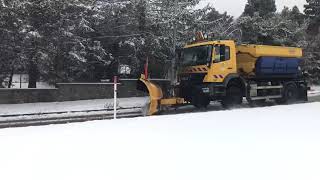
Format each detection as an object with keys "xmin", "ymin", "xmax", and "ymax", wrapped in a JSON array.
[
  {"xmin": 221, "ymin": 85, "xmax": 243, "ymax": 108},
  {"xmin": 299, "ymin": 83, "xmax": 308, "ymax": 101},
  {"xmin": 276, "ymin": 83, "xmax": 299, "ymax": 104}
]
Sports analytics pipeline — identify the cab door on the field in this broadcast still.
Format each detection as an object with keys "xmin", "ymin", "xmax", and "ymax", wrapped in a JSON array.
[{"xmin": 205, "ymin": 42, "xmax": 237, "ymax": 83}]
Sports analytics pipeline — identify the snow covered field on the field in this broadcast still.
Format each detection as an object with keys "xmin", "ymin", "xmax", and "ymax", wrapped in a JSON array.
[{"xmin": 0, "ymin": 102, "xmax": 320, "ymax": 180}]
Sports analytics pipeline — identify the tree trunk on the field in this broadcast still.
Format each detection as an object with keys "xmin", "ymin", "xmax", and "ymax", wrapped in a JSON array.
[
  {"xmin": 7, "ymin": 67, "xmax": 14, "ymax": 88},
  {"xmin": 28, "ymin": 61, "xmax": 39, "ymax": 88}
]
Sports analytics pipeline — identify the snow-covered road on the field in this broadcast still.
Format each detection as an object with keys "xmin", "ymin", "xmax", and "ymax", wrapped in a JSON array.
[
  {"xmin": 0, "ymin": 102, "xmax": 320, "ymax": 180},
  {"xmin": 0, "ymin": 97, "xmax": 148, "ymax": 116}
]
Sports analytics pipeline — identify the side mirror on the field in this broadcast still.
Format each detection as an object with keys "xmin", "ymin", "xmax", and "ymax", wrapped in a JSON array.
[
  {"xmin": 207, "ymin": 46, "xmax": 213, "ymax": 67},
  {"xmin": 207, "ymin": 56, "xmax": 212, "ymax": 67}
]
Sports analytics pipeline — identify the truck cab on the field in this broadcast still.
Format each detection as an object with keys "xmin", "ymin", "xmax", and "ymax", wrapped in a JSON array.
[
  {"xmin": 178, "ymin": 40, "xmax": 242, "ymax": 107},
  {"xmin": 179, "ymin": 40, "xmax": 237, "ymax": 83}
]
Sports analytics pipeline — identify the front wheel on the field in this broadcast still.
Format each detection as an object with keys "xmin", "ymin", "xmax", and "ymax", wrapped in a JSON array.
[
  {"xmin": 191, "ymin": 94, "xmax": 210, "ymax": 109},
  {"xmin": 221, "ymin": 85, "xmax": 243, "ymax": 108},
  {"xmin": 248, "ymin": 99, "xmax": 267, "ymax": 107}
]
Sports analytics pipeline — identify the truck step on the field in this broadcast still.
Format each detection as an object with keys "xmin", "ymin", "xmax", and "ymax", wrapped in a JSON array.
[
  {"xmin": 255, "ymin": 85, "xmax": 283, "ymax": 90},
  {"xmin": 250, "ymin": 95, "xmax": 282, "ymax": 100}
]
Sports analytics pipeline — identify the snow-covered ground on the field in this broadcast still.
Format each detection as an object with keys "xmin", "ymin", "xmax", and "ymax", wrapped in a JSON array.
[
  {"xmin": 0, "ymin": 102, "xmax": 320, "ymax": 180},
  {"xmin": 309, "ymin": 86, "xmax": 320, "ymax": 97},
  {"xmin": 0, "ymin": 86, "xmax": 319, "ymax": 116}
]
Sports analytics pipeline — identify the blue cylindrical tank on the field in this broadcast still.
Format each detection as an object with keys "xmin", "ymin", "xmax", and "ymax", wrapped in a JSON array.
[{"xmin": 255, "ymin": 57, "xmax": 302, "ymax": 77}]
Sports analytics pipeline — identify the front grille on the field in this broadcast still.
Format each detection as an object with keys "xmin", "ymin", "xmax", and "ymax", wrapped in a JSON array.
[{"xmin": 179, "ymin": 73, "xmax": 206, "ymax": 85}]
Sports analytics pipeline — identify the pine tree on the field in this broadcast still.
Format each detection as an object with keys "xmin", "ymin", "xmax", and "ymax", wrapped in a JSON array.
[
  {"xmin": 239, "ymin": 8, "xmax": 307, "ymax": 46},
  {"xmin": 304, "ymin": 0, "xmax": 320, "ymax": 19},
  {"xmin": 0, "ymin": 0, "xmax": 25, "ymax": 88},
  {"xmin": 304, "ymin": 0, "xmax": 320, "ymax": 35},
  {"xmin": 14, "ymin": 0, "xmax": 111, "ymax": 85},
  {"xmin": 304, "ymin": 0, "xmax": 320, "ymax": 84},
  {"xmin": 290, "ymin": 6, "xmax": 305, "ymax": 25},
  {"xmin": 243, "ymin": 0, "xmax": 276, "ymax": 18}
]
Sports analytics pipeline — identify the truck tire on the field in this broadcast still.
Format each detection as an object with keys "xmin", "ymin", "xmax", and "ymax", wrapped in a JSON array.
[
  {"xmin": 276, "ymin": 83, "xmax": 299, "ymax": 104},
  {"xmin": 191, "ymin": 94, "xmax": 210, "ymax": 108},
  {"xmin": 248, "ymin": 99, "xmax": 267, "ymax": 107},
  {"xmin": 221, "ymin": 85, "xmax": 243, "ymax": 108},
  {"xmin": 298, "ymin": 83, "xmax": 308, "ymax": 102}
]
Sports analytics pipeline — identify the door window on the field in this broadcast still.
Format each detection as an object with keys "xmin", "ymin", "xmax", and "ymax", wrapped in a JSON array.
[{"xmin": 214, "ymin": 45, "xmax": 230, "ymax": 63}]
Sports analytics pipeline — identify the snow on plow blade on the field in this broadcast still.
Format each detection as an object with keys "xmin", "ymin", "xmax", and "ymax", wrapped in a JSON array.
[{"xmin": 137, "ymin": 75, "xmax": 163, "ymax": 116}]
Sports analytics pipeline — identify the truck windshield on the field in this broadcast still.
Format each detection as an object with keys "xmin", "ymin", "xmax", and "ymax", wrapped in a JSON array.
[{"xmin": 182, "ymin": 45, "xmax": 212, "ymax": 66}]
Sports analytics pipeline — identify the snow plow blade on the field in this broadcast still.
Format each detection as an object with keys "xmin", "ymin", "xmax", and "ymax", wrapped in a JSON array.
[
  {"xmin": 137, "ymin": 75, "xmax": 187, "ymax": 116},
  {"xmin": 137, "ymin": 75, "xmax": 163, "ymax": 116}
]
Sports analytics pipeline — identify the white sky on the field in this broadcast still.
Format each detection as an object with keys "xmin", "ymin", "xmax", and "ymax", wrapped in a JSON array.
[{"xmin": 198, "ymin": 0, "xmax": 307, "ymax": 17}]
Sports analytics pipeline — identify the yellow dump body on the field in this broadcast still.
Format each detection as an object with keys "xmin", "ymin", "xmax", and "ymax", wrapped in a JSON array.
[{"xmin": 236, "ymin": 44, "xmax": 303, "ymax": 75}]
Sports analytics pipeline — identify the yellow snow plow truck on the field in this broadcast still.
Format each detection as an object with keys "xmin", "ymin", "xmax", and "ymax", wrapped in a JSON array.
[{"xmin": 137, "ymin": 38, "xmax": 308, "ymax": 116}]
